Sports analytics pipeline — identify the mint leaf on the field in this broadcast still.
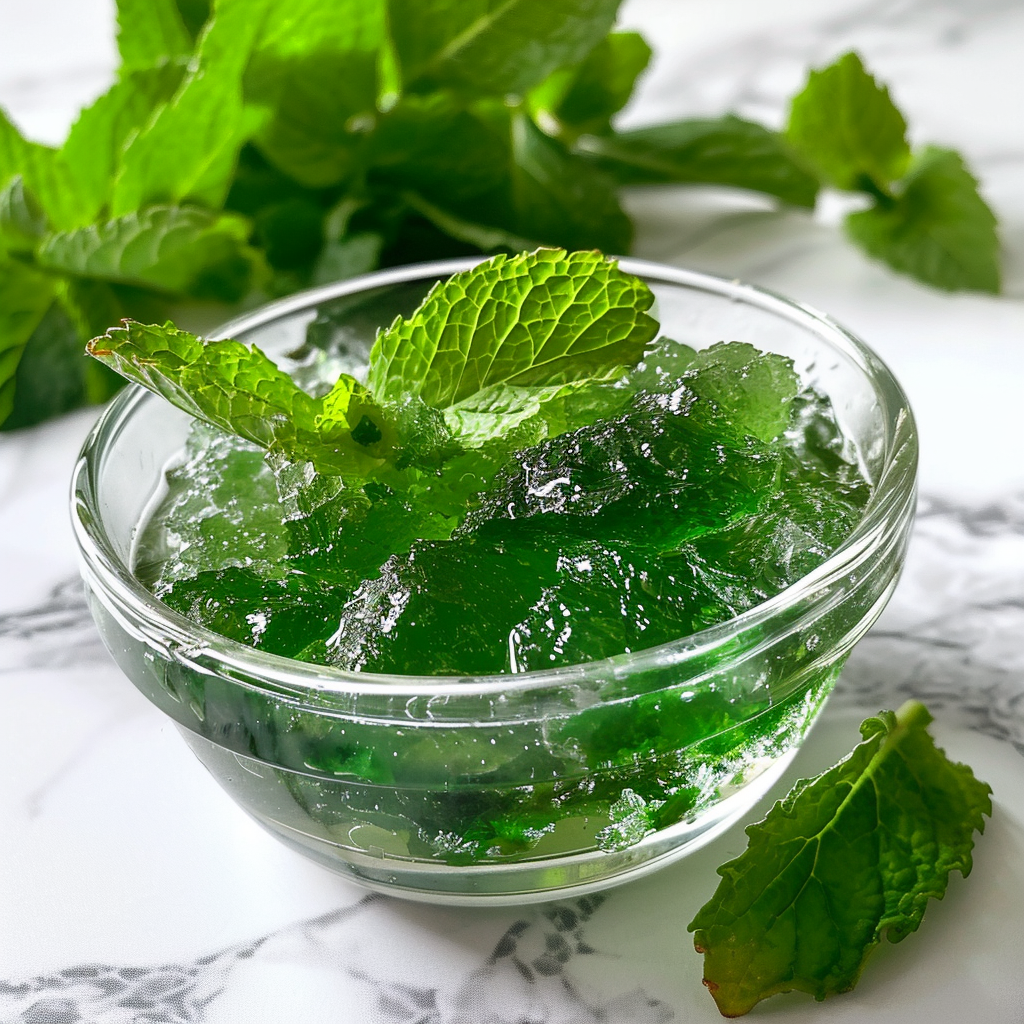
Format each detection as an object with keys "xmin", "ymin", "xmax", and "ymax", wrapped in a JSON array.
[
  {"xmin": 443, "ymin": 379, "xmax": 593, "ymax": 447},
  {"xmin": 846, "ymin": 146, "xmax": 1000, "ymax": 293},
  {"xmin": 2, "ymin": 296, "xmax": 88, "ymax": 431},
  {"xmin": 87, "ymin": 320, "xmax": 393, "ymax": 475},
  {"xmin": 510, "ymin": 113, "xmax": 633, "ymax": 252},
  {"xmin": 689, "ymin": 700, "xmax": 992, "ymax": 1017},
  {"xmin": 111, "ymin": 0, "xmax": 269, "ymax": 215},
  {"xmin": 388, "ymin": 0, "xmax": 622, "ymax": 97},
  {"xmin": 369, "ymin": 98, "xmax": 631, "ymax": 253},
  {"xmin": 0, "ymin": 109, "xmax": 91, "ymax": 230},
  {"xmin": 37, "ymin": 205, "xmax": 265, "ymax": 302},
  {"xmin": 366, "ymin": 249, "xmax": 657, "ymax": 408},
  {"xmin": 116, "ymin": 0, "xmax": 193, "ymax": 71},
  {"xmin": 0, "ymin": 176, "xmax": 48, "ymax": 251},
  {"xmin": 244, "ymin": 0, "xmax": 384, "ymax": 188},
  {"xmin": 0, "ymin": 260, "xmax": 55, "ymax": 425},
  {"xmin": 61, "ymin": 64, "xmax": 187, "ymax": 220},
  {"xmin": 529, "ymin": 31, "xmax": 651, "ymax": 139},
  {"xmin": 786, "ymin": 51, "xmax": 910, "ymax": 193},
  {"xmin": 579, "ymin": 116, "xmax": 819, "ymax": 208}
]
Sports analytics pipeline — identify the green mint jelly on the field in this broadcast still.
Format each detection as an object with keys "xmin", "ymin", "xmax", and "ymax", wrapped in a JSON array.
[{"xmin": 135, "ymin": 338, "xmax": 870, "ymax": 865}]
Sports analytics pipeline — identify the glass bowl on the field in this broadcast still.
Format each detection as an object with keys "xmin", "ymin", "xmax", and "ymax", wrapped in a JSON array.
[{"xmin": 70, "ymin": 258, "xmax": 918, "ymax": 905}]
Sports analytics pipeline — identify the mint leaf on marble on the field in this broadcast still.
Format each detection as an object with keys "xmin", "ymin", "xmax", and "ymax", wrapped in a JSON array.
[
  {"xmin": 87, "ymin": 320, "xmax": 393, "ymax": 475},
  {"xmin": 579, "ymin": 116, "xmax": 819, "ymax": 208},
  {"xmin": 366, "ymin": 248, "xmax": 657, "ymax": 410},
  {"xmin": 786, "ymin": 51, "xmax": 910, "ymax": 194},
  {"xmin": 845, "ymin": 146, "xmax": 1001, "ymax": 294},
  {"xmin": 689, "ymin": 700, "xmax": 992, "ymax": 1018}
]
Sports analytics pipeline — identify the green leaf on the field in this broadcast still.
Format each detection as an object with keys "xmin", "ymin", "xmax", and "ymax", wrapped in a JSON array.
[
  {"xmin": 510, "ymin": 112, "xmax": 633, "ymax": 251},
  {"xmin": 37, "ymin": 205, "xmax": 265, "ymax": 301},
  {"xmin": 61, "ymin": 63, "xmax": 188, "ymax": 220},
  {"xmin": 87, "ymin": 320, "xmax": 393, "ymax": 475},
  {"xmin": 689, "ymin": 700, "xmax": 992, "ymax": 1017},
  {"xmin": 0, "ymin": 260, "xmax": 56, "ymax": 425},
  {"xmin": 443, "ymin": 379, "xmax": 590, "ymax": 447},
  {"xmin": 311, "ymin": 232, "xmax": 383, "ymax": 285},
  {"xmin": 845, "ymin": 146, "xmax": 1001, "ymax": 293},
  {"xmin": 388, "ymin": 0, "xmax": 622, "ymax": 97},
  {"xmin": 244, "ymin": 0, "xmax": 385, "ymax": 188},
  {"xmin": 529, "ymin": 31, "xmax": 651, "ymax": 138},
  {"xmin": 111, "ymin": 0, "xmax": 271, "ymax": 215},
  {"xmin": 0, "ymin": 108, "xmax": 91, "ymax": 229},
  {"xmin": 115, "ymin": 0, "xmax": 193, "ymax": 71},
  {"xmin": 1, "ymin": 296, "xmax": 92, "ymax": 431},
  {"xmin": 367, "ymin": 248, "xmax": 657, "ymax": 408},
  {"xmin": 577, "ymin": 116, "xmax": 819, "ymax": 208},
  {"xmin": 786, "ymin": 51, "xmax": 910, "ymax": 193},
  {"xmin": 0, "ymin": 176, "xmax": 48, "ymax": 251},
  {"xmin": 370, "ymin": 98, "xmax": 632, "ymax": 253}
]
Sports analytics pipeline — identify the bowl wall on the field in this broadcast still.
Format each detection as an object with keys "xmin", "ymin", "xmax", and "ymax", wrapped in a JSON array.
[{"xmin": 72, "ymin": 260, "xmax": 918, "ymax": 903}]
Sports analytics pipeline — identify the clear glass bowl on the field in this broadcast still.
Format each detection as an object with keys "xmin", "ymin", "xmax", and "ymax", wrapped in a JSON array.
[{"xmin": 70, "ymin": 259, "xmax": 918, "ymax": 905}]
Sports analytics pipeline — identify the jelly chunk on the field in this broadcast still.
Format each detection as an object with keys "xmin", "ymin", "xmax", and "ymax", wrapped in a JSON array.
[{"xmin": 161, "ymin": 566, "xmax": 345, "ymax": 657}]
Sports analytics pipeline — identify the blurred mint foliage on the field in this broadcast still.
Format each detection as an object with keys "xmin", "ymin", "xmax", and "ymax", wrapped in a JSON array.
[{"xmin": 0, "ymin": 1, "xmax": 1001, "ymax": 430}]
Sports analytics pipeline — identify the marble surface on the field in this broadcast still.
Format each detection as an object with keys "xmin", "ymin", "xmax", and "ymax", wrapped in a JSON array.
[{"xmin": 3, "ymin": 1, "xmax": 1024, "ymax": 1021}]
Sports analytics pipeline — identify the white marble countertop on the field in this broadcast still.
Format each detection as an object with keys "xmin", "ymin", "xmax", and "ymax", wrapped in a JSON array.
[{"xmin": 2, "ymin": 1, "xmax": 1024, "ymax": 1021}]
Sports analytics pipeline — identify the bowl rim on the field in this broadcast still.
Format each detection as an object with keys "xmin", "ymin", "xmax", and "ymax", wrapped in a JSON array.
[{"xmin": 71, "ymin": 256, "xmax": 918, "ymax": 699}]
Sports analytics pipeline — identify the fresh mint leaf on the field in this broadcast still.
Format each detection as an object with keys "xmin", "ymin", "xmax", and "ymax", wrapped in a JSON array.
[
  {"xmin": 689, "ymin": 700, "xmax": 992, "ymax": 1017},
  {"xmin": 529, "ymin": 31, "xmax": 651, "ymax": 139},
  {"xmin": 2, "ymin": 298, "xmax": 87, "ymax": 430},
  {"xmin": 61, "ymin": 63, "xmax": 187, "ymax": 221},
  {"xmin": 510, "ymin": 112, "xmax": 633, "ymax": 252},
  {"xmin": 578, "ymin": 116, "xmax": 819, "ymax": 208},
  {"xmin": 786, "ymin": 51, "xmax": 910, "ymax": 193},
  {"xmin": 244, "ymin": 0, "xmax": 384, "ymax": 188},
  {"xmin": 111, "ymin": 0, "xmax": 270, "ymax": 215},
  {"xmin": 388, "ymin": 0, "xmax": 622, "ymax": 97},
  {"xmin": 0, "ymin": 109, "xmax": 91, "ymax": 230},
  {"xmin": 87, "ymin": 320, "xmax": 393, "ymax": 475},
  {"xmin": 0, "ymin": 176, "xmax": 48, "ymax": 251},
  {"xmin": 37, "ymin": 205, "xmax": 265, "ymax": 302},
  {"xmin": 0, "ymin": 260, "xmax": 55, "ymax": 425},
  {"xmin": 845, "ymin": 146, "xmax": 1001, "ymax": 293},
  {"xmin": 115, "ymin": 0, "xmax": 193, "ymax": 71},
  {"xmin": 366, "ymin": 249, "xmax": 658, "ymax": 408},
  {"xmin": 443, "ymin": 379, "xmax": 594, "ymax": 447}
]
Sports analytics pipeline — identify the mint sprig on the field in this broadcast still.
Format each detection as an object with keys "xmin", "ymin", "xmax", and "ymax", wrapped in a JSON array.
[
  {"xmin": 786, "ymin": 52, "xmax": 1000, "ymax": 293},
  {"xmin": 689, "ymin": 700, "xmax": 992, "ymax": 1017},
  {"xmin": 88, "ymin": 248, "xmax": 657, "ymax": 468}
]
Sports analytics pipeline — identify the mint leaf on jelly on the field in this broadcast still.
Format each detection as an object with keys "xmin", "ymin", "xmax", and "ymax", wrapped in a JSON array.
[
  {"xmin": 367, "ymin": 248, "xmax": 657, "ymax": 410},
  {"xmin": 689, "ymin": 700, "xmax": 992, "ymax": 1017},
  {"xmin": 86, "ymin": 320, "xmax": 393, "ymax": 476}
]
